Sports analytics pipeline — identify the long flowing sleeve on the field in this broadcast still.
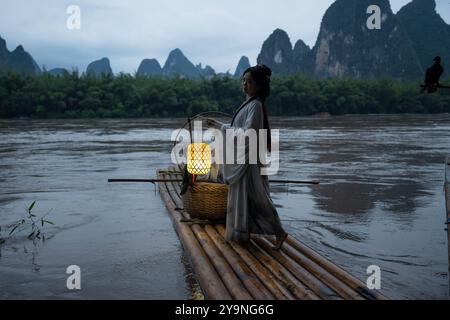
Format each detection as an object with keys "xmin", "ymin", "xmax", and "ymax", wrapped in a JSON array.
[{"xmin": 220, "ymin": 100, "xmax": 263, "ymax": 185}]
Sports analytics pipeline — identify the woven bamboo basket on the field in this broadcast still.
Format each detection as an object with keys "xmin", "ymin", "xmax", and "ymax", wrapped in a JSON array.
[{"xmin": 182, "ymin": 182, "xmax": 229, "ymax": 220}]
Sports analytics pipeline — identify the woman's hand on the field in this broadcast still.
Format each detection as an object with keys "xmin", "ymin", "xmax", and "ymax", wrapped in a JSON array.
[{"xmin": 204, "ymin": 118, "xmax": 221, "ymax": 129}]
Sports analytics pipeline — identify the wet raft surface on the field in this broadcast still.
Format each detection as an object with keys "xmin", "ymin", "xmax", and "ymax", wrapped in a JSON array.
[{"xmin": 157, "ymin": 167, "xmax": 386, "ymax": 300}]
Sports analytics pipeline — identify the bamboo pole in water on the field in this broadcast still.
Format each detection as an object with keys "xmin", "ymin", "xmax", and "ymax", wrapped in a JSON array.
[
  {"xmin": 156, "ymin": 171, "xmax": 231, "ymax": 300},
  {"xmin": 445, "ymin": 156, "xmax": 450, "ymax": 297}
]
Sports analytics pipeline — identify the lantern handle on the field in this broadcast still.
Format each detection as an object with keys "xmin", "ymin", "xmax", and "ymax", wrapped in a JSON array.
[
  {"xmin": 174, "ymin": 111, "xmax": 232, "ymax": 148},
  {"xmin": 173, "ymin": 111, "xmax": 232, "ymax": 168},
  {"xmin": 187, "ymin": 117, "xmax": 193, "ymax": 142}
]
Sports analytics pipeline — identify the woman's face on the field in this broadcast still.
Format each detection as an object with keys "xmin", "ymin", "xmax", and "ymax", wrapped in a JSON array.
[{"xmin": 242, "ymin": 72, "xmax": 258, "ymax": 97}]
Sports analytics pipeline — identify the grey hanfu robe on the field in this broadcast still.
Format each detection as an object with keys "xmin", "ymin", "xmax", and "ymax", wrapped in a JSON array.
[{"xmin": 220, "ymin": 97, "xmax": 285, "ymax": 242}]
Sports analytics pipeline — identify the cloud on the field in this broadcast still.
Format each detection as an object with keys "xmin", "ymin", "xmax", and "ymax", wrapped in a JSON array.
[{"xmin": 1, "ymin": 0, "xmax": 449, "ymax": 74}]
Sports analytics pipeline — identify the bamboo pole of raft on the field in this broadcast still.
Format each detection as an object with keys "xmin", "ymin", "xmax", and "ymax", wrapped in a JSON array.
[
  {"xmin": 108, "ymin": 178, "xmax": 182, "ymax": 183},
  {"xmin": 171, "ymin": 166, "xmax": 354, "ymax": 300},
  {"xmin": 445, "ymin": 156, "xmax": 450, "ymax": 297},
  {"xmin": 162, "ymin": 171, "xmax": 274, "ymax": 300},
  {"xmin": 108, "ymin": 178, "xmax": 319, "ymax": 185},
  {"xmin": 161, "ymin": 171, "xmax": 255, "ymax": 300},
  {"xmin": 251, "ymin": 236, "xmax": 344, "ymax": 300},
  {"xmin": 162, "ymin": 169, "xmax": 289, "ymax": 300},
  {"xmin": 166, "ymin": 174, "xmax": 278, "ymax": 300},
  {"xmin": 170, "ymin": 166, "xmax": 340, "ymax": 300},
  {"xmin": 215, "ymin": 225, "xmax": 320, "ymax": 300},
  {"xmin": 182, "ymin": 216, "xmax": 253, "ymax": 300},
  {"xmin": 284, "ymin": 235, "xmax": 385, "ymax": 300},
  {"xmin": 248, "ymin": 239, "xmax": 320, "ymax": 300},
  {"xmin": 258, "ymin": 235, "xmax": 363, "ymax": 300},
  {"xmin": 164, "ymin": 166, "xmax": 385, "ymax": 300},
  {"xmin": 165, "ymin": 189, "xmax": 253, "ymax": 298},
  {"xmin": 202, "ymin": 225, "xmax": 275, "ymax": 300},
  {"xmin": 156, "ymin": 171, "xmax": 231, "ymax": 300},
  {"xmin": 211, "ymin": 226, "xmax": 295, "ymax": 300}
]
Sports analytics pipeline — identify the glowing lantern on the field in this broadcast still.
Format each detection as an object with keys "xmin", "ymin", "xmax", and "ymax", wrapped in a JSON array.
[{"xmin": 187, "ymin": 143, "xmax": 211, "ymax": 175}]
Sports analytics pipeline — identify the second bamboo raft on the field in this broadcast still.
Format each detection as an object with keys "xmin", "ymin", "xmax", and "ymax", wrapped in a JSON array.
[
  {"xmin": 445, "ymin": 156, "xmax": 450, "ymax": 295},
  {"xmin": 157, "ymin": 166, "xmax": 387, "ymax": 300}
]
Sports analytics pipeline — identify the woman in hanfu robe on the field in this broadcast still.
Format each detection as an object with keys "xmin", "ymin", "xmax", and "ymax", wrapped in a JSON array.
[{"xmin": 206, "ymin": 65, "xmax": 288, "ymax": 250}]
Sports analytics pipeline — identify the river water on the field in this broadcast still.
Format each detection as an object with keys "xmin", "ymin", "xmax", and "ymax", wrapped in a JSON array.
[{"xmin": 0, "ymin": 114, "xmax": 449, "ymax": 299}]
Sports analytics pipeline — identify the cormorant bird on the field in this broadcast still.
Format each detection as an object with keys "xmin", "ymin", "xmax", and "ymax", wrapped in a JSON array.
[{"xmin": 422, "ymin": 56, "xmax": 444, "ymax": 93}]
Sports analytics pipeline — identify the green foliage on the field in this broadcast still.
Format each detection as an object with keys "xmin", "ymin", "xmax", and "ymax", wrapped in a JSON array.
[
  {"xmin": 0, "ymin": 201, "xmax": 55, "ymax": 246},
  {"xmin": 0, "ymin": 71, "xmax": 448, "ymax": 118}
]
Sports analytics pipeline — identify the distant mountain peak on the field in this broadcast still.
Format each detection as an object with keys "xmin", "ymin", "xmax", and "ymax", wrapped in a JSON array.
[
  {"xmin": 0, "ymin": 36, "xmax": 6, "ymax": 50},
  {"xmin": 86, "ymin": 57, "xmax": 113, "ymax": 77},
  {"xmin": 137, "ymin": 58, "xmax": 162, "ymax": 77},
  {"xmin": 257, "ymin": 28, "xmax": 294, "ymax": 74},
  {"xmin": 196, "ymin": 63, "xmax": 215, "ymax": 78},
  {"xmin": 166, "ymin": 48, "xmax": 186, "ymax": 62},
  {"xmin": 0, "ymin": 35, "xmax": 41, "ymax": 75},
  {"xmin": 403, "ymin": 0, "xmax": 436, "ymax": 11},
  {"xmin": 234, "ymin": 56, "xmax": 251, "ymax": 78},
  {"xmin": 163, "ymin": 48, "xmax": 200, "ymax": 78},
  {"xmin": 172, "ymin": 48, "xmax": 183, "ymax": 55},
  {"xmin": 397, "ymin": 0, "xmax": 450, "ymax": 75},
  {"xmin": 309, "ymin": 0, "xmax": 422, "ymax": 79},
  {"xmin": 14, "ymin": 45, "xmax": 25, "ymax": 53}
]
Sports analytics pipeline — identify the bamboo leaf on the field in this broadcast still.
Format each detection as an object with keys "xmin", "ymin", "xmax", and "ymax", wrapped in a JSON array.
[
  {"xmin": 27, "ymin": 231, "xmax": 35, "ymax": 240},
  {"xmin": 43, "ymin": 220, "xmax": 55, "ymax": 225},
  {"xmin": 41, "ymin": 219, "xmax": 44, "ymax": 227},
  {"xmin": 28, "ymin": 201, "xmax": 36, "ymax": 213},
  {"xmin": 0, "ymin": 238, "xmax": 5, "ymax": 245},
  {"xmin": 9, "ymin": 225, "xmax": 19, "ymax": 235}
]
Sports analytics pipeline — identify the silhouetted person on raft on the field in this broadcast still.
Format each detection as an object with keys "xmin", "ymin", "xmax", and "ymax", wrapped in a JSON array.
[{"xmin": 422, "ymin": 56, "xmax": 444, "ymax": 93}]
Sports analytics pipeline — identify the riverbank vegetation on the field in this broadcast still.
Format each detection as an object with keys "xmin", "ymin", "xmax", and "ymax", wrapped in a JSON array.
[{"xmin": 0, "ymin": 71, "xmax": 449, "ymax": 118}]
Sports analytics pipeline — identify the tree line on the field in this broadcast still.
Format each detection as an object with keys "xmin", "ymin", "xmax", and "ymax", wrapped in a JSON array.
[{"xmin": 0, "ymin": 71, "xmax": 449, "ymax": 118}]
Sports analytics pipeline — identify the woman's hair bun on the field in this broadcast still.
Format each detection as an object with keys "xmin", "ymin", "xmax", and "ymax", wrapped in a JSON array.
[
  {"xmin": 242, "ymin": 64, "xmax": 272, "ymax": 101},
  {"xmin": 258, "ymin": 64, "xmax": 272, "ymax": 78}
]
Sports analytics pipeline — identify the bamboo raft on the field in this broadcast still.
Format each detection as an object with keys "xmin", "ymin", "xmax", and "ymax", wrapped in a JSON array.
[{"xmin": 156, "ymin": 166, "xmax": 386, "ymax": 300}]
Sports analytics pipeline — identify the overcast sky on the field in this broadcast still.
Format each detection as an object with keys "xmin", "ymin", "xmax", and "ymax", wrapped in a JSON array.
[{"xmin": 1, "ymin": 0, "xmax": 449, "ymax": 74}]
